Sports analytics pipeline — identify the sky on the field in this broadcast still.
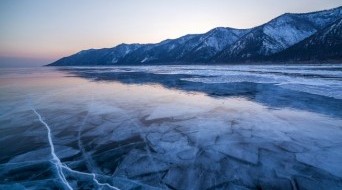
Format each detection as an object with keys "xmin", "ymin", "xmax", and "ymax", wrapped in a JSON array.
[{"xmin": 0, "ymin": 0, "xmax": 341, "ymax": 66}]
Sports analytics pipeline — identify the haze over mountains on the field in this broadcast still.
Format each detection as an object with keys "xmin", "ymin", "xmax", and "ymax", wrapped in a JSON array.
[{"xmin": 49, "ymin": 6, "xmax": 342, "ymax": 66}]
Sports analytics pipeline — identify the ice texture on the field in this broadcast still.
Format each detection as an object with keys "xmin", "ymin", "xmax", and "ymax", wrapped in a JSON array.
[{"xmin": 0, "ymin": 65, "xmax": 342, "ymax": 189}]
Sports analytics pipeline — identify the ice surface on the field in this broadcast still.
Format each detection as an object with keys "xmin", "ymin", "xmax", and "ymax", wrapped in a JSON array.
[
  {"xmin": 1, "ymin": 65, "xmax": 342, "ymax": 189},
  {"xmin": 296, "ymin": 147, "xmax": 342, "ymax": 178}
]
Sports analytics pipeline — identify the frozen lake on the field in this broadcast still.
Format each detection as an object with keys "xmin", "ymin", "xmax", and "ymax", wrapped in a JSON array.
[{"xmin": 1, "ymin": 65, "xmax": 342, "ymax": 189}]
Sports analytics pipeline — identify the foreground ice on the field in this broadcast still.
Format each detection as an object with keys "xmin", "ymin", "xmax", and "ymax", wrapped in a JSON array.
[{"xmin": 0, "ymin": 65, "xmax": 342, "ymax": 189}]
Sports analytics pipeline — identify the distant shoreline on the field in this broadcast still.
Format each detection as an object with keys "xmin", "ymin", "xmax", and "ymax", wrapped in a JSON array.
[{"xmin": 45, "ymin": 60, "xmax": 342, "ymax": 67}]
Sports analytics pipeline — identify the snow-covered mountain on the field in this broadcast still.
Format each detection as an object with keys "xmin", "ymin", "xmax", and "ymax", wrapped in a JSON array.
[
  {"xmin": 179, "ymin": 27, "xmax": 251, "ymax": 62},
  {"xmin": 121, "ymin": 27, "xmax": 251, "ymax": 64},
  {"xmin": 215, "ymin": 6, "xmax": 342, "ymax": 62},
  {"xmin": 50, "ymin": 27, "xmax": 250, "ymax": 65},
  {"xmin": 271, "ymin": 18, "xmax": 342, "ymax": 61},
  {"xmin": 49, "ymin": 6, "xmax": 342, "ymax": 66}
]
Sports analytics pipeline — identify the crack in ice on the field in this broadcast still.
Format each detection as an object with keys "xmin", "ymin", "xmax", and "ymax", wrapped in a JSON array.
[
  {"xmin": 130, "ymin": 120, "xmax": 165, "ymax": 187},
  {"xmin": 61, "ymin": 166, "xmax": 121, "ymax": 190},
  {"xmin": 32, "ymin": 108, "xmax": 73, "ymax": 190},
  {"xmin": 32, "ymin": 108, "xmax": 121, "ymax": 190},
  {"xmin": 77, "ymin": 94, "xmax": 102, "ymax": 175}
]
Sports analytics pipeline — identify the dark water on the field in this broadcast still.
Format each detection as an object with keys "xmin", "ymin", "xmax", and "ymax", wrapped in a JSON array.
[{"xmin": 0, "ymin": 65, "xmax": 342, "ymax": 189}]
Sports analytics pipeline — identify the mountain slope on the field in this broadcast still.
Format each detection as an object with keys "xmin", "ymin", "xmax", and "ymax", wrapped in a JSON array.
[
  {"xmin": 179, "ymin": 27, "xmax": 251, "ymax": 62},
  {"xmin": 118, "ymin": 34, "xmax": 201, "ymax": 64},
  {"xmin": 51, "ymin": 27, "xmax": 249, "ymax": 65},
  {"xmin": 118, "ymin": 27, "xmax": 250, "ymax": 64},
  {"xmin": 215, "ymin": 6, "xmax": 342, "ymax": 62},
  {"xmin": 49, "ymin": 43, "xmax": 143, "ymax": 66},
  {"xmin": 271, "ymin": 18, "xmax": 342, "ymax": 61}
]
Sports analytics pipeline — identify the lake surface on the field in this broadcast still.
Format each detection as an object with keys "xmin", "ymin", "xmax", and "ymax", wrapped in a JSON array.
[{"xmin": 0, "ymin": 65, "xmax": 342, "ymax": 190}]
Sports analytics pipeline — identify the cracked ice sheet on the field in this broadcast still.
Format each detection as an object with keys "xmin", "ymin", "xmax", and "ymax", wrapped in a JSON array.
[
  {"xmin": 1, "ymin": 66, "xmax": 342, "ymax": 189},
  {"xmin": 296, "ymin": 147, "xmax": 342, "ymax": 178}
]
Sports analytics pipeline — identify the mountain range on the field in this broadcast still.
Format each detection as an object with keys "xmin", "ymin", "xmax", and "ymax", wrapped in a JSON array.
[{"xmin": 49, "ymin": 6, "xmax": 342, "ymax": 66}]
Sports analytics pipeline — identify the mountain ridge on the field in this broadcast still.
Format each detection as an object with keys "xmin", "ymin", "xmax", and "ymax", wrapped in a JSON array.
[{"xmin": 49, "ymin": 6, "xmax": 342, "ymax": 66}]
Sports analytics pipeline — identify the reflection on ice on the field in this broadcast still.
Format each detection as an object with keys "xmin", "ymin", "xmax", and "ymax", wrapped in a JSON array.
[
  {"xmin": 60, "ymin": 64, "xmax": 342, "ymax": 118},
  {"xmin": 0, "ymin": 65, "xmax": 342, "ymax": 189}
]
